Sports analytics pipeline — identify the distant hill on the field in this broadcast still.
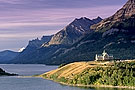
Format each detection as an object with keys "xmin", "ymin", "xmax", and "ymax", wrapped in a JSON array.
[{"xmin": 0, "ymin": 50, "xmax": 19, "ymax": 63}]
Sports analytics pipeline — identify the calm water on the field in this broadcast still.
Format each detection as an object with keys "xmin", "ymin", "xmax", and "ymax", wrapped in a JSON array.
[{"xmin": 0, "ymin": 64, "xmax": 133, "ymax": 90}]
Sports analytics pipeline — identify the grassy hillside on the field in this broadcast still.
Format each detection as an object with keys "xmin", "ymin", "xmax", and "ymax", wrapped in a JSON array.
[{"xmin": 40, "ymin": 60, "xmax": 135, "ymax": 88}]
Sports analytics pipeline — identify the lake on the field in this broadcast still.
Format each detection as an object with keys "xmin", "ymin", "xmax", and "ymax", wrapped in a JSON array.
[{"xmin": 0, "ymin": 64, "xmax": 132, "ymax": 90}]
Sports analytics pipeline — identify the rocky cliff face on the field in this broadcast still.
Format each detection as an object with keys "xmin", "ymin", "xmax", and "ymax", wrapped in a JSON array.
[
  {"xmin": 46, "ymin": 17, "xmax": 102, "ymax": 45},
  {"xmin": 22, "ymin": 35, "xmax": 53, "ymax": 53},
  {"xmin": 111, "ymin": 0, "xmax": 135, "ymax": 20},
  {"xmin": 28, "ymin": 35, "xmax": 53, "ymax": 48},
  {"xmin": 91, "ymin": 0, "xmax": 135, "ymax": 31}
]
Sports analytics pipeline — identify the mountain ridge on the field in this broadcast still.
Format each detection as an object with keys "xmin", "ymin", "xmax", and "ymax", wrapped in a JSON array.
[
  {"xmin": 11, "ymin": 17, "xmax": 102, "ymax": 64},
  {"xmin": 0, "ymin": 50, "xmax": 19, "ymax": 63},
  {"xmin": 45, "ymin": 17, "xmax": 102, "ymax": 46}
]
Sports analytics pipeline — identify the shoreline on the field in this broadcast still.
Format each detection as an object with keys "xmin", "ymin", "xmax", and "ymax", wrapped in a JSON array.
[
  {"xmin": 18, "ymin": 75, "xmax": 135, "ymax": 89},
  {"xmin": 39, "ymin": 76, "xmax": 135, "ymax": 89}
]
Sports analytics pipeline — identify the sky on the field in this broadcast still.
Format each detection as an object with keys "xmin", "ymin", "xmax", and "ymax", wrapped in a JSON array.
[{"xmin": 0, "ymin": 0, "xmax": 127, "ymax": 52}]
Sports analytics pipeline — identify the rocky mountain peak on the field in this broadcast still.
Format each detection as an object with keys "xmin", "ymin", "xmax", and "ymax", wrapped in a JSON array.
[
  {"xmin": 74, "ymin": 17, "xmax": 91, "ymax": 21},
  {"xmin": 26, "ymin": 35, "xmax": 53, "ymax": 49},
  {"xmin": 73, "ymin": 17, "xmax": 102, "ymax": 24},
  {"xmin": 45, "ymin": 17, "xmax": 102, "ymax": 46},
  {"xmin": 72, "ymin": 17, "xmax": 94, "ymax": 25},
  {"xmin": 91, "ymin": 0, "xmax": 135, "ymax": 31},
  {"xmin": 127, "ymin": 0, "xmax": 135, "ymax": 4},
  {"xmin": 92, "ymin": 16, "xmax": 102, "ymax": 23},
  {"xmin": 110, "ymin": 0, "xmax": 135, "ymax": 21}
]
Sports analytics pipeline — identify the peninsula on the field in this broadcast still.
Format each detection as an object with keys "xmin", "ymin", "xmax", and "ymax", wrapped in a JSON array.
[
  {"xmin": 0, "ymin": 68, "xmax": 17, "ymax": 76},
  {"xmin": 39, "ymin": 60, "xmax": 135, "ymax": 89}
]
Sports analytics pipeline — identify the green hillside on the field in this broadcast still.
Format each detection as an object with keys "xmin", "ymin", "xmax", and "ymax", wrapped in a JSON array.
[{"xmin": 40, "ymin": 60, "xmax": 135, "ymax": 88}]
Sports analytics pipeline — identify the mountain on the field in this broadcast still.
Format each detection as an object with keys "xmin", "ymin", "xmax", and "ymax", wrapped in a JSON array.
[
  {"xmin": 47, "ymin": 0, "xmax": 135, "ymax": 64},
  {"xmin": 0, "ymin": 50, "xmax": 19, "ymax": 63},
  {"xmin": 92, "ymin": 16, "xmax": 102, "ymax": 23},
  {"xmin": 45, "ymin": 17, "xmax": 102, "ymax": 46},
  {"xmin": 11, "ymin": 0, "xmax": 135, "ymax": 65},
  {"xmin": 28, "ymin": 35, "xmax": 53, "ymax": 49},
  {"xmin": 21, "ymin": 35, "xmax": 53, "ymax": 54},
  {"xmin": 91, "ymin": 0, "xmax": 135, "ymax": 32},
  {"xmin": 11, "ymin": 35, "xmax": 53, "ymax": 64},
  {"xmin": 11, "ymin": 17, "xmax": 102, "ymax": 64}
]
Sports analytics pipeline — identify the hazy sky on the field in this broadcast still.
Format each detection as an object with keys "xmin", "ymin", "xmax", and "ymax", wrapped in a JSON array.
[{"xmin": 0, "ymin": 0, "xmax": 127, "ymax": 51}]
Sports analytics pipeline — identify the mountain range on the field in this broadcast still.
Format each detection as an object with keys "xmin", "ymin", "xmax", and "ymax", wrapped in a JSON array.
[
  {"xmin": 11, "ymin": 17, "xmax": 102, "ymax": 64},
  {"xmin": 2, "ymin": 0, "xmax": 135, "ymax": 65}
]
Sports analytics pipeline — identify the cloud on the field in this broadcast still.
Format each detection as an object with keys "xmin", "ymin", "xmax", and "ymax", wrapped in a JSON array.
[
  {"xmin": 0, "ymin": 5, "xmax": 123, "ymax": 28},
  {"xmin": 0, "ymin": 0, "xmax": 21, "ymax": 4},
  {"xmin": 0, "ymin": 0, "xmax": 127, "ymax": 10},
  {"xmin": 0, "ymin": 22, "xmax": 67, "ymax": 28}
]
